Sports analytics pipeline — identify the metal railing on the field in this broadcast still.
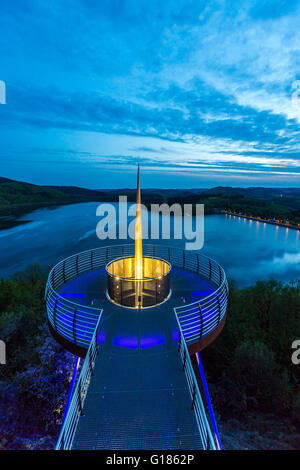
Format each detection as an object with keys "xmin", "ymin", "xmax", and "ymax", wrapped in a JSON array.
[
  {"xmin": 196, "ymin": 352, "xmax": 222, "ymax": 449},
  {"xmin": 45, "ymin": 244, "xmax": 228, "ymax": 350},
  {"xmin": 174, "ymin": 253, "xmax": 228, "ymax": 346},
  {"xmin": 177, "ymin": 320, "xmax": 216, "ymax": 450},
  {"xmin": 56, "ymin": 314, "xmax": 102, "ymax": 450}
]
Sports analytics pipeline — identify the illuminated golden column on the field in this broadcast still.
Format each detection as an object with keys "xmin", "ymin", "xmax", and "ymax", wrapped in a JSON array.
[
  {"xmin": 135, "ymin": 164, "xmax": 143, "ymax": 279},
  {"xmin": 135, "ymin": 164, "xmax": 143, "ymax": 307},
  {"xmin": 106, "ymin": 164, "xmax": 171, "ymax": 309}
]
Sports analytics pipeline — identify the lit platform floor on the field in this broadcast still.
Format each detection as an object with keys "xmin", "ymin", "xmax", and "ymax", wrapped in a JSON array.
[{"xmin": 59, "ymin": 268, "xmax": 215, "ymax": 450}]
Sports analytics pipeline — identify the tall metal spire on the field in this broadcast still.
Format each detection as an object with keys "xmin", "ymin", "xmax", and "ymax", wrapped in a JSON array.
[{"xmin": 135, "ymin": 164, "xmax": 143, "ymax": 280}]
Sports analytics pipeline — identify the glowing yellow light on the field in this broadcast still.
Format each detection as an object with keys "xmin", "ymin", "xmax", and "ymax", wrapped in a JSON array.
[
  {"xmin": 134, "ymin": 164, "xmax": 143, "ymax": 308},
  {"xmin": 135, "ymin": 164, "xmax": 143, "ymax": 281}
]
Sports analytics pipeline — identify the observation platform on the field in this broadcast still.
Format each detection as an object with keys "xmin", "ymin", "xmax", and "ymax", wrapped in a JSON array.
[{"xmin": 45, "ymin": 244, "xmax": 228, "ymax": 450}]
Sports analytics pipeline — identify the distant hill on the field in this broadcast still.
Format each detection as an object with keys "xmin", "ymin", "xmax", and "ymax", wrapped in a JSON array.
[
  {"xmin": 0, "ymin": 178, "xmax": 113, "ymax": 227},
  {"xmin": 0, "ymin": 178, "xmax": 201, "ymax": 212},
  {"xmin": 0, "ymin": 176, "xmax": 299, "ymax": 229},
  {"xmin": 0, "ymin": 177, "xmax": 109, "ymax": 208}
]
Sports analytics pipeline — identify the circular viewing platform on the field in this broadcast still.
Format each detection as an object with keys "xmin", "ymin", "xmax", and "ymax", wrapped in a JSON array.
[{"xmin": 45, "ymin": 244, "xmax": 228, "ymax": 357}]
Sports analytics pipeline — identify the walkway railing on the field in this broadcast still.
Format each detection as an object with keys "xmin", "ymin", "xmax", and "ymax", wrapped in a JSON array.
[
  {"xmin": 174, "ymin": 256, "xmax": 228, "ymax": 346},
  {"xmin": 45, "ymin": 244, "xmax": 228, "ymax": 351},
  {"xmin": 196, "ymin": 352, "xmax": 222, "ymax": 449},
  {"xmin": 56, "ymin": 314, "xmax": 102, "ymax": 450},
  {"xmin": 176, "ymin": 319, "xmax": 217, "ymax": 450}
]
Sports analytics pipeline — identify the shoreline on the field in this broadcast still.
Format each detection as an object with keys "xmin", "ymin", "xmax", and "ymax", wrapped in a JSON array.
[
  {"xmin": 224, "ymin": 210, "xmax": 300, "ymax": 231},
  {"xmin": 1, "ymin": 200, "xmax": 299, "ymax": 232}
]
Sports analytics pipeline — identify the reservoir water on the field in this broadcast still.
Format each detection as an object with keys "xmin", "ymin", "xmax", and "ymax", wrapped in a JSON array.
[{"xmin": 0, "ymin": 202, "xmax": 299, "ymax": 286}]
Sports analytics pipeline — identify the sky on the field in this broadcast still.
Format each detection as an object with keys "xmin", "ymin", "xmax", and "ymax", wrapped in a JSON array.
[{"xmin": 0, "ymin": 0, "xmax": 300, "ymax": 188}]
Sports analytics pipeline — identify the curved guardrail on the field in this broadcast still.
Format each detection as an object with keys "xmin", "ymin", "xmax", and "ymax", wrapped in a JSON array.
[
  {"xmin": 173, "ymin": 253, "xmax": 228, "ymax": 346},
  {"xmin": 45, "ymin": 244, "xmax": 228, "ymax": 350}
]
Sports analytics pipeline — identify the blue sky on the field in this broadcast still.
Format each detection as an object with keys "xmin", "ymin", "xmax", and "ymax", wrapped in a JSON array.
[{"xmin": 0, "ymin": 0, "xmax": 300, "ymax": 188}]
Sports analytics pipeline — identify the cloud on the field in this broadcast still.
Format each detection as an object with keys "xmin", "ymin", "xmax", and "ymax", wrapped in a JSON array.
[
  {"xmin": 2, "ymin": 79, "xmax": 300, "ymax": 149},
  {"xmin": 1, "ymin": 0, "xmax": 300, "ymax": 186}
]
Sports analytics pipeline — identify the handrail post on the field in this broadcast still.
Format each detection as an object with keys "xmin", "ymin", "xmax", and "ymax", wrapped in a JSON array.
[
  {"xmin": 53, "ymin": 298, "xmax": 58, "ymax": 331},
  {"xmin": 63, "ymin": 259, "xmax": 66, "ymax": 283},
  {"xmin": 89, "ymin": 354, "xmax": 94, "ymax": 376},
  {"xmin": 198, "ymin": 302, "xmax": 203, "ymax": 340},
  {"xmin": 78, "ymin": 378, "xmax": 84, "ymax": 416},
  {"xmin": 191, "ymin": 383, "xmax": 196, "ymax": 410},
  {"xmin": 95, "ymin": 327, "xmax": 99, "ymax": 356},
  {"xmin": 217, "ymin": 296, "xmax": 221, "ymax": 326},
  {"xmin": 182, "ymin": 347, "xmax": 186, "ymax": 371},
  {"xmin": 73, "ymin": 308, "xmax": 77, "ymax": 344},
  {"xmin": 177, "ymin": 332, "xmax": 181, "ymax": 352}
]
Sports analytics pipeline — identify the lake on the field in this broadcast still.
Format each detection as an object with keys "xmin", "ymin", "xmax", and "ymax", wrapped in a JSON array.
[{"xmin": 0, "ymin": 202, "xmax": 299, "ymax": 286}]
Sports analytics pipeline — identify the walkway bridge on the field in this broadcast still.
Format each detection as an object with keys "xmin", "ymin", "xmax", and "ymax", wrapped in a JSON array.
[{"xmin": 45, "ymin": 244, "xmax": 228, "ymax": 450}]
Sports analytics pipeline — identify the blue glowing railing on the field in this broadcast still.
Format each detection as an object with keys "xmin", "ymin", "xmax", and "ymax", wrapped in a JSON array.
[
  {"xmin": 56, "ymin": 314, "xmax": 102, "ymax": 450},
  {"xmin": 176, "ymin": 320, "xmax": 217, "ymax": 450},
  {"xmin": 45, "ymin": 244, "xmax": 228, "ymax": 351},
  {"xmin": 174, "ymin": 253, "xmax": 228, "ymax": 346},
  {"xmin": 196, "ymin": 352, "xmax": 222, "ymax": 450}
]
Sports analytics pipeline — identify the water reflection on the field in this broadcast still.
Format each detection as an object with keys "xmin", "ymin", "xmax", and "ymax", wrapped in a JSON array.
[{"xmin": 0, "ymin": 202, "xmax": 299, "ymax": 286}]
